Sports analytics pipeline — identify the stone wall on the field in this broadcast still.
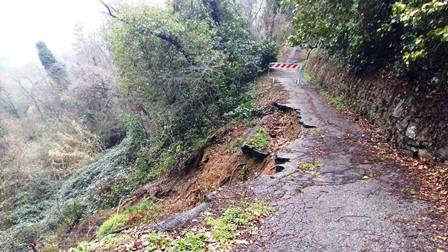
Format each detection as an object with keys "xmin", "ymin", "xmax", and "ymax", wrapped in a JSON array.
[{"xmin": 308, "ymin": 56, "xmax": 448, "ymax": 162}]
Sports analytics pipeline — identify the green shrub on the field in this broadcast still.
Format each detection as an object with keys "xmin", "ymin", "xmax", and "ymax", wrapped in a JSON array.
[
  {"xmin": 62, "ymin": 201, "xmax": 86, "ymax": 225},
  {"xmin": 110, "ymin": 0, "xmax": 276, "ymax": 164},
  {"xmin": 0, "ymin": 126, "xmax": 5, "ymax": 139},
  {"xmin": 223, "ymin": 102, "xmax": 255, "ymax": 123},
  {"xmin": 99, "ymin": 182, "xmax": 131, "ymax": 209},
  {"xmin": 121, "ymin": 115, "xmax": 149, "ymax": 148},
  {"xmin": 289, "ymin": 0, "xmax": 448, "ymax": 85},
  {"xmin": 96, "ymin": 213, "xmax": 129, "ymax": 239},
  {"xmin": 7, "ymin": 224, "xmax": 43, "ymax": 251},
  {"xmin": 240, "ymin": 165, "xmax": 249, "ymax": 181},
  {"xmin": 142, "ymin": 202, "xmax": 273, "ymax": 251},
  {"xmin": 97, "ymin": 198, "xmax": 163, "ymax": 238},
  {"xmin": 147, "ymin": 232, "xmax": 171, "ymax": 251},
  {"xmin": 392, "ymin": 0, "xmax": 448, "ymax": 84},
  {"xmin": 246, "ymin": 128, "xmax": 269, "ymax": 151},
  {"xmin": 173, "ymin": 232, "xmax": 207, "ymax": 251},
  {"xmin": 67, "ymin": 240, "xmax": 96, "ymax": 252}
]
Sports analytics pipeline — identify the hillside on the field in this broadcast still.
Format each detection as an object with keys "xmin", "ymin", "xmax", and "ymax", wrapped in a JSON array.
[{"xmin": 0, "ymin": 0, "xmax": 447, "ymax": 251}]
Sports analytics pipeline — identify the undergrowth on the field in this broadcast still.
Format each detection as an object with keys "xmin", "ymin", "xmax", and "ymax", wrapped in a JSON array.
[
  {"xmin": 96, "ymin": 198, "xmax": 163, "ymax": 238},
  {"xmin": 297, "ymin": 161, "xmax": 321, "ymax": 171},
  {"xmin": 67, "ymin": 201, "xmax": 273, "ymax": 251},
  {"xmin": 144, "ymin": 202, "xmax": 274, "ymax": 251}
]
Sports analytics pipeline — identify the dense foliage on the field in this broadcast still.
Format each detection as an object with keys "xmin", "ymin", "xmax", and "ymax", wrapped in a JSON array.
[
  {"xmin": 288, "ymin": 0, "xmax": 448, "ymax": 85},
  {"xmin": 1, "ymin": 1, "xmax": 277, "ymax": 250},
  {"xmin": 109, "ymin": 0, "xmax": 276, "ymax": 175},
  {"xmin": 393, "ymin": 0, "xmax": 448, "ymax": 84}
]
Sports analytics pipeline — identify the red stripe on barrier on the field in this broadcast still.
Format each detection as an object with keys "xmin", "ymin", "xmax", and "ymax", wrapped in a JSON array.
[{"xmin": 269, "ymin": 63, "xmax": 301, "ymax": 70}]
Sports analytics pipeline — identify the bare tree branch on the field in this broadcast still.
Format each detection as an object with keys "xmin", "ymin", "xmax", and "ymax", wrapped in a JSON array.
[
  {"xmin": 12, "ymin": 78, "xmax": 43, "ymax": 117},
  {"xmin": 98, "ymin": 0, "xmax": 118, "ymax": 19}
]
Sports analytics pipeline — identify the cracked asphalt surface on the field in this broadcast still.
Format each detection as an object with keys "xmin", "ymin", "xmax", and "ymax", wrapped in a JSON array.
[{"xmin": 243, "ymin": 48, "xmax": 438, "ymax": 251}]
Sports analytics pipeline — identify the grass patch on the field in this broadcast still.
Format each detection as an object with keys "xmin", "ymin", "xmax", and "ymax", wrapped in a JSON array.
[
  {"xmin": 402, "ymin": 188, "xmax": 417, "ymax": 197},
  {"xmin": 303, "ymin": 66, "xmax": 313, "ymax": 81},
  {"xmin": 98, "ymin": 234, "xmax": 131, "ymax": 251},
  {"xmin": 207, "ymin": 202, "xmax": 273, "ymax": 245},
  {"xmin": 331, "ymin": 95, "xmax": 344, "ymax": 110},
  {"xmin": 96, "ymin": 198, "xmax": 163, "ymax": 238},
  {"xmin": 245, "ymin": 128, "xmax": 269, "ymax": 151},
  {"xmin": 308, "ymin": 128, "xmax": 325, "ymax": 138},
  {"xmin": 320, "ymin": 91, "xmax": 347, "ymax": 112},
  {"xmin": 173, "ymin": 232, "xmax": 207, "ymax": 251},
  {"xmin": 298, "ymin": 161, "xmax": 321, "ymax": 171},
  {"xmin": 67, "ymin": 241, "xmax": 96, "ymax": 252},
  {"xmin": 233, "ymin": 137, "xmax": 245, "ymax": 148},
  {"xmin": 145, "ymin": 202, "xmax": 273, "ymax": 251}
]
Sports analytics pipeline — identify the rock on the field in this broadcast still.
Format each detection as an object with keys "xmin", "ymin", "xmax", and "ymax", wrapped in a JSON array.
[
  {"xmin": 437, "ymin": 146, "xmax": 448, "ymax": 162},
  {"xmin": 152, "ymin": 202, "xmax": 210, "ymax": 232},
  {"xmin": 300, "ymin": 122, "xmax": 317, "ymax": 129},
  {"xmin": 272, "ymin": 102, "xmax": 298, "ymax": 113},
  {"xmin": 275, "ymin": 165, "xmax": 285, "ymax": 173},
  {"xmin": 241, "ymin": 145, "xmax": 269, "ymax": 159},
  {"xmin": 275, "ymin": 155, "xmax": 290, "ymax": 164},
  {"xmin": 405, "ymin": 125, "xmax": 417, "ymax": 140},
  {"xmin": 392, "ymin": 99, "xmax": 405, "ymax": 118},
  {"xmin": 105, "ymin": 127, "xmax": 126, "ymax": 149},
  {"xmin": 417, "ymin": 149, "xmax": 432, "ymax": 161}
]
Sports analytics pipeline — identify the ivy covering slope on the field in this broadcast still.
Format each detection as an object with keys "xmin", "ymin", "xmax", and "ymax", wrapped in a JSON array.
[{"xmin": 0, "ymin": 1, "xmax": 277, "ymax": 251}]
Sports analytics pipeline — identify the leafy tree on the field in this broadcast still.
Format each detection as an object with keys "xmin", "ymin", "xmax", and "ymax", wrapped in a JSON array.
[
  {"xmin": 35, "ymin": 41, "xmax": 67, "ymax": 88},
  {"xmin": 392, "ymin": 0, "xmax": 448, "ymax": 84},
  {"xmin": 107, "ymin": 1, "xmax": 276, "ymax": 153},
  {"xmin": 288, "ymin": 0, "xmax": 448, "ymax": 85}
]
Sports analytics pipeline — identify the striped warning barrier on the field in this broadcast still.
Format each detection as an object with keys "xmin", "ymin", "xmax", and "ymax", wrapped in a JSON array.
[
  {"xmin": 268, "ymin": 62, "xmax": 303, "ymax": 85},
  {"xmin": 269, "ymin": 62, "xmax": 302, "ymax": 71}
]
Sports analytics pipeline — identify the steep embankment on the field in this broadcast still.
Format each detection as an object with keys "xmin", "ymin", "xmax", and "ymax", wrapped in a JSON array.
[
  {"xmin": 55, "ymin": 49, "xmax": 303, "ymax": 251},
  {"xmin": 0, "ymin": 139, "xmax": 134, "ymax": 251}
]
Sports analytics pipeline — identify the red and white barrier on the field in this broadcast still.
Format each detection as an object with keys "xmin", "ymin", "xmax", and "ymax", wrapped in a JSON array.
[
  {"xmin": 268, "ymin": 62, "xmax": 303, "ymax": 85},
  {"xmin": 269, "ymin": 62, "xmax": 302, "ymax": 71}
]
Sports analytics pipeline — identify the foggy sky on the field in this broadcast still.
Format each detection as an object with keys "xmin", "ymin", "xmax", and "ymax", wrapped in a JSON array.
[{"xmin": 0, "ymin": 0, "xmax": 165, "ymax": 67}]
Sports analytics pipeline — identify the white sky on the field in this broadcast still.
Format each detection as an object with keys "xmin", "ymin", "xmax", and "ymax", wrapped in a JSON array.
[{"xmin": 0, "ymin": 0, "xmax": 165, "ymax": 67}]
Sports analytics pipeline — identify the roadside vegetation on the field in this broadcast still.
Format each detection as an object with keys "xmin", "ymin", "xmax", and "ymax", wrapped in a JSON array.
[
  {"xmin": 288, "ymin": 0, "xmax": 448, "ymax": 86},
  {"xmin": 3, "ymin": 0, "xmax": 446, "ymax": 250},
  {"xmin": 289, "ymin": 0, "xmax": 448, "ymax": 234},
  {"xmin": 67, "ymin": 201, "xmax": 273, "ymax": 252},
  {"xmin": 0, "ymin": 0, "xmax": 293, "ymax": 251}
]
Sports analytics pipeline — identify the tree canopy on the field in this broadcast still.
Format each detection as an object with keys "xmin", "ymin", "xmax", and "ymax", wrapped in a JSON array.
[
  {"xmin": 35, "ymin": 41, "xmax": 67, "ymax": 87},
  {"xmin": 108, "ymin": 0, "xmax": 276, "ymax": 152},
  {"xmin": 288, "ymin": 0, "xmax": 448, "ymax": 85}
]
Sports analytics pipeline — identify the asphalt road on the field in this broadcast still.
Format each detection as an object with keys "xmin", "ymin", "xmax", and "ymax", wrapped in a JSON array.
[{"xmin": 244, "ymin": 48, "xmax": 438, "ymax": 252}]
